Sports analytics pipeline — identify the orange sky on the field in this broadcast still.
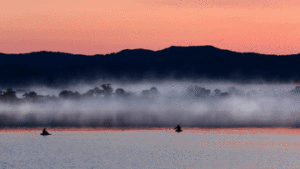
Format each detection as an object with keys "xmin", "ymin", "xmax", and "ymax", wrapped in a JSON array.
[{"xmin": 1, "ymin": 0, "xmax": 299, "ymax": 55}]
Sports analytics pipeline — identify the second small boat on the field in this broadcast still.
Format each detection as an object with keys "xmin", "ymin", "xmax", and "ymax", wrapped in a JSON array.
[
  {"xmin": 41, "ymin": 128, "xmax": 51, "ymax": 136},
  {"xmin": 174, "ymin": 124, "xmax": 182, "ymax": 133}
]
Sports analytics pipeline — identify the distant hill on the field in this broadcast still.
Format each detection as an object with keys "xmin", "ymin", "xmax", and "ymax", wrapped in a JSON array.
[{"xmin": 1, "ymin": 45, "xmax": 300, "ymax": 87}]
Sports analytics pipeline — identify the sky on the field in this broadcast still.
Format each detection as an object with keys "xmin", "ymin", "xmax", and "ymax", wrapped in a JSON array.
[{"xmin": 1, "ymin": 0, "xmax": 300, "ymax": 55}]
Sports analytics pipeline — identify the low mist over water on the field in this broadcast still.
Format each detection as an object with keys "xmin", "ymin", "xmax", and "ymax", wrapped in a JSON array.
[{"xmin": 1, "ymin": 80, "xmax": 300, "ymax": 128}]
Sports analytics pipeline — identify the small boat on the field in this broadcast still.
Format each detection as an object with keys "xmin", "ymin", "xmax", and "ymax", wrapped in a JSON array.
[
  {"xmin": 174, "ymin": 124, "xmax": 182, "ymax": 133},
  {"xmin": 40, "ymin": 128, "xmax": 51, "ymax": 136}
]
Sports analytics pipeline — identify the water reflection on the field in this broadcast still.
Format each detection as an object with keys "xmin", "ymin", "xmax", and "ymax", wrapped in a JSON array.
[{"xmin": 1, "ymin": 128, "xmax": 300, "ymax": 168}]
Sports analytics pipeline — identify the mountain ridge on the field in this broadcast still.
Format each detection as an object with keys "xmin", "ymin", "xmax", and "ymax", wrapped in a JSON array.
[
  {"xmin": 1, "ymin": 45, "xmax": 293, "ymax": 57},
  {"xmin": 1, "ymin": 45, "xmax": 300, "ymax": 87}
]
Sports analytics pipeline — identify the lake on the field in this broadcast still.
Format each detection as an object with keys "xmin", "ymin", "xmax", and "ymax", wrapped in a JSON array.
[{"xmin": 1, "ymin": 127, "xmax": 300, "ymax": 169}]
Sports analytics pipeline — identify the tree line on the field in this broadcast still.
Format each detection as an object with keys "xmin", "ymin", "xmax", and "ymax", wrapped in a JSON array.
[
  {"xmin": 0, "ymin": 83, "xmax": 159, "ymax": 104},
  {"xmin": 1, "ymin": 84, "xmax": 300, "ymax": 104}
]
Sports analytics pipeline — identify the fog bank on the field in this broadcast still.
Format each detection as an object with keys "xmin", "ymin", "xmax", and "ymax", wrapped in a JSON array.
[{"xmin": 1, "ymin": 80, "xmax": 300, "ymax": 128}]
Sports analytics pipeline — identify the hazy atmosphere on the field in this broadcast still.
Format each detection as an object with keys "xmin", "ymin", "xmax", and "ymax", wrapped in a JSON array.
[{"xmin": 1, "ymin": 80, "xmax": 300, "ymax": 128}]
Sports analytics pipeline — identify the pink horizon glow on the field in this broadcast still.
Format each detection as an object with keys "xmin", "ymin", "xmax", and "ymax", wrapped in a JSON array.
[{"xmin": 1, "ymin": 0, "xmax": 300, "ymax": 55}]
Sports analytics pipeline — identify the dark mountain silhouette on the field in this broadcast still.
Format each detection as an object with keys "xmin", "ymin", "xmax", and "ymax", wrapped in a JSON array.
[{"xmin": 1, "ymin": 45, "xmax": 300, "ymax": 87}]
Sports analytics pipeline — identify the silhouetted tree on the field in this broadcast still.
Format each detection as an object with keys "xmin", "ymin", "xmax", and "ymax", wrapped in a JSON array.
[
  {"xmin": 3, "ymin": 88, "xmax": 17, "ymax": 101},
  {"xmin": 23, "ymin": 91, "xmax": 37, "ymax": 99},
  {"xmin": 194, "ymin": 86, "xmax": 210, "ymax": 97},
  {"xmin": 94, "ymin": 87, "xmax": 103, "ymax": 95},
  {"xmin": 101, "ymin": 83, "xmax": 113, "ymax": 96},
  {"xmin": 186, "ymin": 86, "xmax": 210, "ymax": 97},
  {"xmin": 214, "ymin": 89, "xmax": 221, "ymax": 96},
  {"xmin": 220, "ymin": 92, "xmax": 229, "ymax": 98},
  {"xmin": 83, "ymin": 87, "xmax": 104, "ymax": 98},
  {"xmin": 83, "ymin": 89, "xmax": 94, "ymax": 97},
  {"xmin": 59, "ymin": 90, "xmax": 70, "ymax": 99},
  {"xmin": 115, "ymin": 88, "xmax": 131, "ymax": 97},
  {"xmin": 149, "ymin": 87, "xmax": 159, "ymax": 95},
  {"xmin": 141, "ymin": 90, "xmax": 150, "ymax": 95},
  {"xmin": 59, "ymin": 90, "xmax": 81, "ymax": 100},
  {"xmin": 116, "ymin": 88, "xmax": 125, "ymax": 95},
  {"xmin": 141, "ymin": 87, "xmax": 159, "ymax": 97}
]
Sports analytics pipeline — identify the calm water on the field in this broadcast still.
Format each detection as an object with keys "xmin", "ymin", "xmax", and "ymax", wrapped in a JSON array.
[{"xmin": 1, "ymin": 128, "xmax": 300, "ymax": 169}]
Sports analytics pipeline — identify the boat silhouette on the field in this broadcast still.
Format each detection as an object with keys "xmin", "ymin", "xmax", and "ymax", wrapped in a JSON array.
[
  {"xmin": 174, "ymin": 124, "xmax": 182, "ymax": 133},
  {"xmin": 40, "ymin": 128, "xmax": 51, "ymax": 136}
]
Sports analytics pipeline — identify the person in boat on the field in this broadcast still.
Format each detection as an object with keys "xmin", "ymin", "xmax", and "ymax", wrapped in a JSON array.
[
  {"xmin": 41, "ymin": 128, "xmax": 51, "ymax": 135},
  {"xmin": 174, "ymin": 124, "xmax": 182, "ymax": 133}
]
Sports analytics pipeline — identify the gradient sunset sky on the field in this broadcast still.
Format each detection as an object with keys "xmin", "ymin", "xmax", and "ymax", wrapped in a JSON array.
[{"xmin": 1, "ymin": 0, "xmax": 299, "ymax": 55}]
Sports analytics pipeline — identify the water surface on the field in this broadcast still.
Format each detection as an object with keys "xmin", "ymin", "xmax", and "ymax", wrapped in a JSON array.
[{"xmin": 1, "ymin": 128, "xmax": 300, "ymax": 169}]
